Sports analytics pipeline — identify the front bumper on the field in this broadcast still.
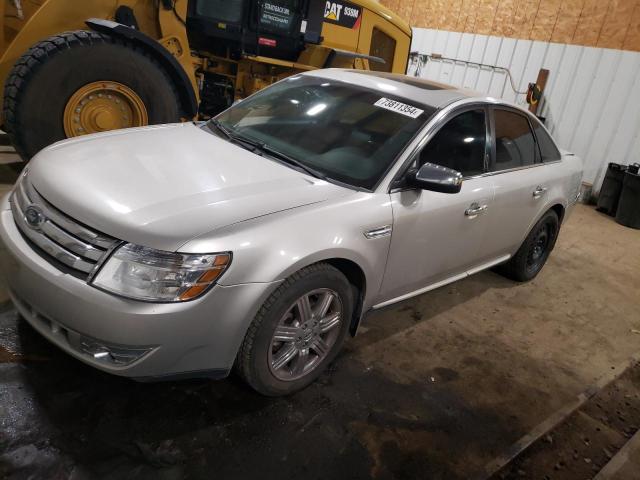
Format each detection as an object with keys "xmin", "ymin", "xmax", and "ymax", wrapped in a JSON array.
[{"xmin": 0, "ymin": 195, "xmax": 280, "ymax": 380}]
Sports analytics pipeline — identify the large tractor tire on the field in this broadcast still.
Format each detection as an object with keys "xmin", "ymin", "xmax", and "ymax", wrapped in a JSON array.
[{"xmin": 3, "ymin": 30, "xmax": 181, "ymax": 163}]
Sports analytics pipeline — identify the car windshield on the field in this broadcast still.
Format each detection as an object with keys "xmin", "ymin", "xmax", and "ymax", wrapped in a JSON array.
[{"xmin": 213, "ymin": 75, "xmax": 436, "ymax": 189}]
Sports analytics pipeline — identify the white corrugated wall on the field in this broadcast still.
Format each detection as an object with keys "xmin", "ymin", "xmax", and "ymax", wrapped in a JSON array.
[{"xmin": 409, "ymin": 28, "xmax": 640, "ymax": 192}]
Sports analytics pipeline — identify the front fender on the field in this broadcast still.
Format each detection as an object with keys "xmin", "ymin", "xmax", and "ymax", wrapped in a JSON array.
[{"xmin": 180, "ymin": 192, "xmax": 394, "ymax": 309}]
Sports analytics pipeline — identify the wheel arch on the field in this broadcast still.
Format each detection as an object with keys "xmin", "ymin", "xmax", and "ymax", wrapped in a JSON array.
[
  {"xmin": 549, "ymin": 203, "xmax": 566, "ymax": 225},
  {"xmin": 511, "ymin": 200, "xmax": 566, "ymax": 261},
  {"xmin": 270, "ymin": 255, "xmax": 370, "ymax": 338},
  {"xmin": 85, "ymin": 18, "xmax": 198, "ymax": 118},
  {"xmin": 323, "ymin": 258, "xmax": 367, "ymax": 337}
]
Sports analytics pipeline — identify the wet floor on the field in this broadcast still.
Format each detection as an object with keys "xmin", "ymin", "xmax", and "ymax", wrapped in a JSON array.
[
  {"xmin": 1, "ymin": 197, "xmax": 640, "ymax": 479},
  {"xmin": 0, "ymin": 302, "xmax": 524, "ymax": 480}
]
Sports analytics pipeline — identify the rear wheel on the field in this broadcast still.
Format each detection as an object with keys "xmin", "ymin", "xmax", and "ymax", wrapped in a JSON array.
[
  {"xmin": 3, "ymin": 30, "xmax": 181, "ymax": 164},
  {"xmin": 236, "ymin": 263, "xmax": 353, "ymax": 396},
  {"xmin": 497, "ymin": 210, "xmax": 560, "ymax": 282}
]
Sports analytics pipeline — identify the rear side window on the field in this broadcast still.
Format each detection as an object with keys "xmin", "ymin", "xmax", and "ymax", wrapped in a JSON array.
[
  {"xmin": 369, "ymin": 28, "xmax": 396, "ymax": 73},
  {"xmin": 533, "ymin": 122, "xmax": 561, "ymax": 162},
  {"xmin": 419, "ymin": 109, "xmax": 487, "ymax": 177},
  {"xmin": 492, "ymin": 109, "xmax": 537, "ymax": 171}
]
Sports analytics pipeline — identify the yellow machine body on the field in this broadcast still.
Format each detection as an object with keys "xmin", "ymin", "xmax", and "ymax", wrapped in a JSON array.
[{"xmin": 0, "ymin": 0, "xmax": 411, "ymax": 128}]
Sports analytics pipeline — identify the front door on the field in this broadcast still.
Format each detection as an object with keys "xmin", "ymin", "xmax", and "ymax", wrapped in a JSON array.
[{"xmin": 379, "ymin": 107, "xmax": 495, "ymax": 303}]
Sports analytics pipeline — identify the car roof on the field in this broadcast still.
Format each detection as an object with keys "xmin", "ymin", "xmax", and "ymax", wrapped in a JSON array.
[{"xmin": 302, "ymin": 69, "xmax": 482, "ymax": 110}]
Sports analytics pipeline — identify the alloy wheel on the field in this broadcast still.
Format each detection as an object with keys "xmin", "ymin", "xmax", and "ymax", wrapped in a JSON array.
[{"xmin": 268, "ymin": 288, "xmax": 343, "ymax": 381}]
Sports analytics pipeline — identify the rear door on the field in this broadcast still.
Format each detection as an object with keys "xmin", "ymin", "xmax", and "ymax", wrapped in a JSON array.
[{"xmin": 481, "ymin": 107, "xmax": 560, "ymax": 258}]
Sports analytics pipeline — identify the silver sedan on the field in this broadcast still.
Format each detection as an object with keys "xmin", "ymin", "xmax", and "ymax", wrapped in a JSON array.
[{"xmin": 0, "ymin": 69, "xmax": 582, "ymax": 395}]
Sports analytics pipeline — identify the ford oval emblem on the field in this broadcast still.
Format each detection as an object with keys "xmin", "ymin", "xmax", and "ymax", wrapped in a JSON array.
[{"xmin": 24, "ymin": 205, "xmax": 45, "ymax": 230}]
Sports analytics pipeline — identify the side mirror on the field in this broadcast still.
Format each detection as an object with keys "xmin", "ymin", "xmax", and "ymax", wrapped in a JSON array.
[{"xmin": 407, "ymin": 162, "xmax": 463, "ymax": 194}]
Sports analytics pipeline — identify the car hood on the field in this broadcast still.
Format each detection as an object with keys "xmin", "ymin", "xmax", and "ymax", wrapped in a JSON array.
[{"xmin": 28, "ymin": 123, "xmax": 350, "ymax": 252}]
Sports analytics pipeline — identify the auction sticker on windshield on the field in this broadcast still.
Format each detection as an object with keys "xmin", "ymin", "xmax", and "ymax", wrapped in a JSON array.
[{"xmin": 374, "ymin": 98, "xmax": 424, "ymax": 118}]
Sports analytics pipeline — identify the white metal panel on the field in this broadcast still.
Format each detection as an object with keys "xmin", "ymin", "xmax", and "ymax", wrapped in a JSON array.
[
  {"xmin": 440, "ymin": 31, "xmax": 464, "ymax": 84},
  {"xmin": 600, "ymin": 54, "xmax": 640, "ymax": 187},
  {"xmin": 409, "ymin": 28, "xmax": 640, "ymax": 191},
  {"xmin": 571, "ymin": 50, "xmax": 621, "ymax": 183},
  {"xmin": 627, "ymin": 129, "xmax": 640, "ymax": 167},
  {"xmin": 464, "ymin": 34, "xmax": 489, "ymax": 90},
  {"xmin": 489, "ymin": 37, "xmax": 517, "ymax": 99},
  {"xmin": 543, "ymin": 45, "xmax": 584, "ymax": 136},
  {"xmin": 537, "ymin": 43, "xmax": 568, "ymax": 128},
  {"xmin": 476, "ymin": 35, "xmax": 503, "ymax": 93}
]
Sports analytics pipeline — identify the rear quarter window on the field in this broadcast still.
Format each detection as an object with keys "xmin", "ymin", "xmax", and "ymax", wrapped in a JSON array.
[{"xmin": 532, "ymin": 121, "xmax": 562, "ymax": 162}]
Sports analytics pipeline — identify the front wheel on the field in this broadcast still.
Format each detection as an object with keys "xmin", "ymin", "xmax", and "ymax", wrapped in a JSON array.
[
  {"xmin": 236, "ymin": 263, "xmax": 353, "ymax": 396},
  {"xmin": 498, "ymin": 210, "xmax": 560, "ymax": 282}
]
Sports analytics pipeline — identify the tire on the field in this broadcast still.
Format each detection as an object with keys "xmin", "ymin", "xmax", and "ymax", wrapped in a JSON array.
[
  {"xmin": 497, "ymin": 210, "xmax": 560, "ymax": 282},
  {"xmin": 3, "ymin": 30, "xmax": 181, "ymax": 162},
  {"xmin": 236, "ymin": 263, "xmax": 354, "ymax": 396}
]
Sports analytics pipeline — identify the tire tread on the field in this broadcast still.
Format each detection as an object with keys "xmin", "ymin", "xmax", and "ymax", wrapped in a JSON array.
[
  {"xmin": 3, "ymin": 30, "xmax": 179, "ymax": 161},
  {"xmin": 498, "ymin": 210, "xmax": 559, "ymax": 282},
  {"xmin": 236, "ymin": 263, "xmax": 343, "ymax": 393}
]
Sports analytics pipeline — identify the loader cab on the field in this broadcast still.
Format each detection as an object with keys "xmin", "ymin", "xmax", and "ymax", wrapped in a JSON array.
[{"xmin": 187, "ymin": 0, "xmax": 320, "ymax": 61}]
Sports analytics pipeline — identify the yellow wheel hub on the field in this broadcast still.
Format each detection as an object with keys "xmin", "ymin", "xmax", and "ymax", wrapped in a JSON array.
[{"xmin": 63, "ymin": 81, "xmax": 148, "ymax": 138}]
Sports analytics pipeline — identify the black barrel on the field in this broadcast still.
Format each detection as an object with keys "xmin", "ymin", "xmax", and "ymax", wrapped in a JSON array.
[
  {"xmin": 597, "ymin": 163, "xmax": 627, "ymax": 216},
  {"xmin": 616, "ymin": 170, "xmax": 640, "ymax": 229}
]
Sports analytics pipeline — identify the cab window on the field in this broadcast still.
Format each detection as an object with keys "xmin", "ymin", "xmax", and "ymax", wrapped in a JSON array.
[
  {"xmin": 419, "ymin": 109, "xmax": 487, "ymax": 177},
  {"xmin": 195, "ymin": 0, "xmax": 244, "ymax": 23},
  {"xmin": 369, "ymin": 28, "xmax": 396, "ymax": 73},
  {"xmin": 491, "ymin": 109, "xmax": 537, "ymax": 171}
]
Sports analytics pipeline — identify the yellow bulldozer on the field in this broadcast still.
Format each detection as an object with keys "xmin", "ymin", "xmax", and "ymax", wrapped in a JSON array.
[{"xmin": 0, "ymin": 0, "xmax": 411, "ymax": 162}]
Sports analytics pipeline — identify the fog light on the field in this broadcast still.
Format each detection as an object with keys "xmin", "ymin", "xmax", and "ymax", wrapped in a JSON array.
[{"xmin": 78, "ymin": 338, "xmax": 153, "ymax": 366}]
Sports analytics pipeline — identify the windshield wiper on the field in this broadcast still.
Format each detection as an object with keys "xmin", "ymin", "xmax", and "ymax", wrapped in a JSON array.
[
  {"xmin": 209, "ymin": 119, "xmax": 233, "ymax": 140},
  {"xmin": 209, "ymin": 120, "xmax": 328, "ymax": 181},
  {"xmin": 254, "ymin": 143, "xmax": 329, "ymax": 181},
  {"xmin": 209, "ymin": 120, "xmax": 266, "ymax": 152}
]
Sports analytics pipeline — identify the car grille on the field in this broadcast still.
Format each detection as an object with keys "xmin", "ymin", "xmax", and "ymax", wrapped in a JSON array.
[{"xmin": 10, "ymin": 173, "xmax": 120, "ymax": 277}]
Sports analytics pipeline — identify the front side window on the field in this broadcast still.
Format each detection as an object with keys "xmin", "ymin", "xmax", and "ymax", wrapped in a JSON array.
[
  {"xmin": 369, "ymin": 28, "xmax": 396, "ymax": 73},
  {"xmin": 419, "ymin": 109, "xmax": 487, "ymax": 177},
  {"xmin": 492, "ymin": 109, "xmax": 537, "ymax": 171},
  {"xmin": 214, "ymin": 76, "xmax": 436, "ymax": 189}
]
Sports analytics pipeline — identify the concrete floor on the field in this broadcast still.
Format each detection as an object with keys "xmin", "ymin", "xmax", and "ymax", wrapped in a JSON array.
[
  {"xmin": 596, "ymin": 431, "xmax": 640, "ymax": 480},
  {"xmin": 1, "ymin": 167, "xmax": 639, "ymax": 479}
]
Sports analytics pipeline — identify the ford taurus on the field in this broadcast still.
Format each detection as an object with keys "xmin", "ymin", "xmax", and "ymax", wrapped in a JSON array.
[{"xmin": 0, "ymin": 69, "xmax": 583, "ymax": 395}]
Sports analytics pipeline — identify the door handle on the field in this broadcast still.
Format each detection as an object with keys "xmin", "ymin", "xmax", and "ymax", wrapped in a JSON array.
[
  {"xmin": 465, "ymin": 202, "xmax": 488, "ymax": 218},
  {"xmin": 533, "ymin": 186, "xmax": 548, "ymax": 199}
]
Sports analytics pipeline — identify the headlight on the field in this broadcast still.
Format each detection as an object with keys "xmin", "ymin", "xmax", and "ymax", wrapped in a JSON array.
[{"xmin": 92, "ymin": 243, "xmax": 231, "ymax": 302}]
